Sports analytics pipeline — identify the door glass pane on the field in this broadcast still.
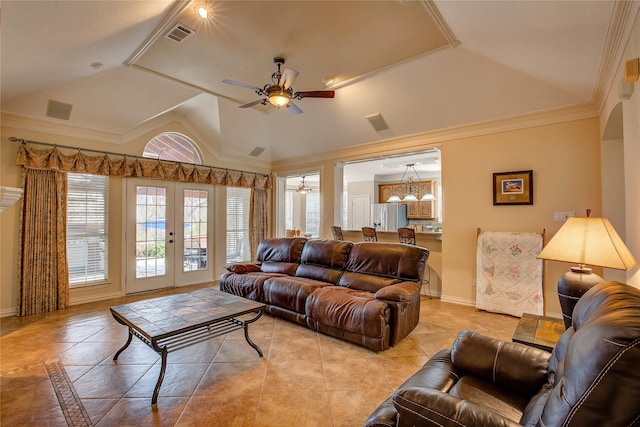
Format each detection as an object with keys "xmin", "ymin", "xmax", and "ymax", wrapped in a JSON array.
[
  {"xmin": 183, "ymin": 189, "xmax": 208, "ymax": 272},
  {"xmin": 136, "ymin": 186, "xmax": 167, "ymax": 278}
]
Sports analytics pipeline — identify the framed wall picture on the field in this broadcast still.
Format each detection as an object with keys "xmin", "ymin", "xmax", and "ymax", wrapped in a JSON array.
[{"xmin": 493, "ymin": 170, "xmax": 533, "ymax": 205}]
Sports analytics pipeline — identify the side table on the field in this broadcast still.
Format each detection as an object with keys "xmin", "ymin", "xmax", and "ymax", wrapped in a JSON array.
[{"xmin": 512, "ymin": 313, "xmax": 565, "ymax": 352}]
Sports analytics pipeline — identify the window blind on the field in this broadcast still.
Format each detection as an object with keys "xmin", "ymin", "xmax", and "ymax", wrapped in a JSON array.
[
  {"xmin": 67, "ymin": 173, "xmax": 109, "ymax": 285},
  {"xmin": 226, "ymin": 187, "xmax": 251, "ymax": 263}
]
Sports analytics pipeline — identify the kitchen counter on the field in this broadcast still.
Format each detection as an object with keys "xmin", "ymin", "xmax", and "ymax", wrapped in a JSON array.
[{"xmin": 343, "ymin": 229, "xmax": 442, "ymax": 240}]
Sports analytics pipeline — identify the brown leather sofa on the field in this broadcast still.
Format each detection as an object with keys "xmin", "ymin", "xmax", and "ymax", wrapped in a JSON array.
[
  {"xmin": 220, "ymin": 237, "xmax": 428, "ymax": 351},
  {"xmin": 365, "ymin": 281, "xmax": 640, "ymax": 426}
]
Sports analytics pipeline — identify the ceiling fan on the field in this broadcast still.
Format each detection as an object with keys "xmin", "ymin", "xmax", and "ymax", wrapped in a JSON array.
[{"xmin": 223, "ymin": 57, "xmax": 334, "ymax": 115}]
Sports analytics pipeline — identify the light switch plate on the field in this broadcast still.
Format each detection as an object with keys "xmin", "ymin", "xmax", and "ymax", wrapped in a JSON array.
[{"xmin": 553, "ymin": 211, "xmax": 575, "ymax": 222}]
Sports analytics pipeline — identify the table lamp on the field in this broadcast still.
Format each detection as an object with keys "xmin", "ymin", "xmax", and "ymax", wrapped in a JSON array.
[{"xmin": 537, "ymin": 213, "xmax": 637, "ymax": 329}]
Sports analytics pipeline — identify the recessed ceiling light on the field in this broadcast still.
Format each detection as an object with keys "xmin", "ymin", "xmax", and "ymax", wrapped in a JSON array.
[{"xmin": 198, "ymin": 7, "xmax": 208, "ymax": 19}]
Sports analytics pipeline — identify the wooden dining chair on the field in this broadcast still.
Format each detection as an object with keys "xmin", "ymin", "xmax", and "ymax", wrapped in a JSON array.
[
  {"xmin": 397, "ymin": 227, "xmax": 416, "ymax": 245},
  {"xmin": 362, "ymin": 227, "xmax": 378, "ymax": 242},
  {"xmin": 331, "ymin": 225, "xmax": 344, "ymax": 240}
]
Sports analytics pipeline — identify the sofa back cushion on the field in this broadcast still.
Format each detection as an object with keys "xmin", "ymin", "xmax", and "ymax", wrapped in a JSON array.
[
  {"xmin": 256, "ymin": 237, "xmax": 307, "ymax": 275},
  {"xmin": 521, "ymin": 281, "xmax": 640, "ymax": 427},
  {"xmin": 338, "ymin": 242, "xmax": 428, "ymax": 293},
  {"xmin": 295, "ymin": 239, "xmax": 353, "ymax": 284}
]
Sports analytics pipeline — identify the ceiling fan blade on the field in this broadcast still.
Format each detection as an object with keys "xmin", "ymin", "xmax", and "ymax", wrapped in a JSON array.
[
  {"xmin": 295, "ymin": 90, "xmax": 335, "ymax": 99},
  {"xmin": 223, "ymin": 79, "xmax": 263, "ymax": 93},
  {"xmin": 280, "ymin": 68, "xmax": 299, "ymax": 89},
  {"xmin": 239, "ymin": 99, "xmax": 267, "ymax": 108},
  {"xmin": 287, "ymin": 101, "xmax": 303, "ymax": 115}
]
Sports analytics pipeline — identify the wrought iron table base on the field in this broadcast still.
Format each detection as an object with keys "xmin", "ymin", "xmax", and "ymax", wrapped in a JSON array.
[{"xmin": 112, "ymin": 311, "xmax": 263, "ymax": 404}]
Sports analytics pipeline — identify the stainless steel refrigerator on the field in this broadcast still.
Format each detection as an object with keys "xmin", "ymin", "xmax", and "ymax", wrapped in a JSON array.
[{"xmin": 371, "ymin": 203, "xmax": 408, "ymax": 231}]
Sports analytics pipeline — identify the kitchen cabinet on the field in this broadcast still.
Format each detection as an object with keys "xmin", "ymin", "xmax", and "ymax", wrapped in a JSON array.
[
  {"xmin": 378, "ymin": 180, "xmax": 436, "ymax": 219},
  {"xmin": 378, "ymin": 183, "xmax": 406, "ymax": 202},
  {"xmin": 406, "ymin": 200, "xmax": 434, "ymax": 219}
]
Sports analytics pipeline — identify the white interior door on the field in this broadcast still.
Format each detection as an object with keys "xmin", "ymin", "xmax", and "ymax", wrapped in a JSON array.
[
  {"xmin": 125, "ymin": 179, "xmax": 213, "ymax": 294},
  {"xmin": 351, "ymin": 195, "xmax": 370, "ymax": 229}
]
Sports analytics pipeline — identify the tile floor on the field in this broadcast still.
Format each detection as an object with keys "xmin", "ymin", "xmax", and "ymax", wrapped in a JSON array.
[{"xmin": 0, "ymin": 283, "xmax": 519, "ymax": 426}]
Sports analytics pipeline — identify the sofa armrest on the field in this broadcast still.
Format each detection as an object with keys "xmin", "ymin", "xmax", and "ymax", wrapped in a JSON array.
[
  {"xmin": 451, "ymin": 330, "xmax": 550, "ymax": 397},
  {"xmin": 374, "ymin": 281, "xmax": 419, "ymax": 302},
  {"xmin": 393, "ymin": 387, "xmax": 521, "ymax": 427},
  {"xmin": 225, "ymin": 263, "xmax": 262, "ymax": 274}
]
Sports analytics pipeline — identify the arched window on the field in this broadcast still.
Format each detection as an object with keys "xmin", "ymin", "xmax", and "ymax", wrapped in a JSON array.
[{"xmin": 143, "ymin": 133, "xmax": 202, "ymax": 164}]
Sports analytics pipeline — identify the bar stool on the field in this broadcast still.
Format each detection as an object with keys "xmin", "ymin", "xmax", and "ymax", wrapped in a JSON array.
[
  {"xmin": 397, "ymin": 227, "xmax": 431, "ymax": 298},
  {"xmin": 361, "ymin": 227, "xmax": 378, "ymax": 242},
  {"xmin": 397, "ymin": 227, "xmax": 416, "ymax": 245},
  {"xmin": 331, "ymin": 225, "xmax": 344, "ymax": 240}
]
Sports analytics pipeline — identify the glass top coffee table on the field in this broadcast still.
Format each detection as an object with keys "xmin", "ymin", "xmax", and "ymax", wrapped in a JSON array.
[{"xmin": 110, "ymin": 287, "xmax": 265, "ymax": 404}]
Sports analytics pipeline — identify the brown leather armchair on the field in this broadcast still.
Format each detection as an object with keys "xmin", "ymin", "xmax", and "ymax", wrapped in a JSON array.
[{"xmin": 365, "ymin": 281, "xmax": 640, "ymax": 426}]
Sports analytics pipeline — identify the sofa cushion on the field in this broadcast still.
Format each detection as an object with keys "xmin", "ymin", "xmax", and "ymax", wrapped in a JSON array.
[
  {"xmin": 305, "ymin": 286, "xmax": 390, "ymax": 339},
  {"xmin": 219, "ymin": 271, "xmax": 285, "ymax": 301},
  {"xmin": 338, "ymin": 242, "xmax": 427, "ymax": 292},
  {"xmin": 295, "ymin": 239, "xmax": 352, "ymax": 284},
  {"xmin": 226, "ymin": 263, "xmax": 262, "ymax": 273},
  {"xmin": 256, "ymin": 237, "xmax": 307, "ymax": 263},
  {"xmin": 255, "ymin": 237, "xmax": 307, "ymax": 275},
  {"xmin": 451, "ymin": 330, "xmax": 550, "ymax": 397},
  {"xmin": 263, "ymin": 276, "xmax": 331, "ymax": 314}
]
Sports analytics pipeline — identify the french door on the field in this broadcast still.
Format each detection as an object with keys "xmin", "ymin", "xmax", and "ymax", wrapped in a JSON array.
[{"xmin": 125, "ymin": 179, "xmax": 213, "ymax": 294}]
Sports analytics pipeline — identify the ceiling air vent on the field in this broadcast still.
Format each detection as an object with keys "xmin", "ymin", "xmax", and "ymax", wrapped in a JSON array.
[
  {"xmin": 249, "ymin": 147, "xmax": 265, "ymax": 157},
  {"xmin": 164, "ymin": 23, "xmax": 195, "ymax": 44},
  {"xmin": 366, "ymin": 112, "xmax": 390, "ymax": 132},
  {"xmin": 46, "ymin": 100, "xmax": 73, "ymax": 120}
]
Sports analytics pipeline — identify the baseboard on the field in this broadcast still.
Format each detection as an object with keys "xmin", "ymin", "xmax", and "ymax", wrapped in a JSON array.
[
  {"xmin": 69, "ymin": 291, "xmax": 123, "ymax": 306},
  {"xmin": 440, "ymin": 294, "xmax": 476, "ymax": 307},
  {"xmin": 0, "ymin": 307, "xmax": 17, "ymax": 318}
]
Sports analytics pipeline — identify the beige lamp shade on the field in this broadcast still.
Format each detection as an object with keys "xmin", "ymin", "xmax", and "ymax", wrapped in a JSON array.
[{"xmin": 537, "ymin": 217, "xmax": 637, "ymax": 270}]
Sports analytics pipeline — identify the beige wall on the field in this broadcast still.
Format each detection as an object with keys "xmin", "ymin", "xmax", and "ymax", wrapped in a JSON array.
[
  {"xmin": 441, "ymin": 118, "xmax": 601, "ymax": 315},
  {"xmin": 273, "ymin": 115, "xmax": 606, "ymax": 318},
  {"xmin": 600, "ymin": 11, "xmax": 640, "ymax": 287}
]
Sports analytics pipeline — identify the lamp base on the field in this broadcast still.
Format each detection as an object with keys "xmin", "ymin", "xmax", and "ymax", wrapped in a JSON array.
[{"xmin": 558, "ymin": 268, "xmax": 604, "ymax": 329}]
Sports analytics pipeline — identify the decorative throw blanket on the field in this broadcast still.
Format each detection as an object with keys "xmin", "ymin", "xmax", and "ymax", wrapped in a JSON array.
[{"xmin": 476, "ymin": 231, "xmax": 543, "ymax": 317}]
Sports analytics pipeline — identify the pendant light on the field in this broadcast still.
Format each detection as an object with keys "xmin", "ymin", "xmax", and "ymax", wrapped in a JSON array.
[
  {"xmin": 385, "ymin": 164, "xmax": 436, "ymax": 202},
  {"xmin": 297, "ymin": 176, "xmax": 311, "ymax": 194}
]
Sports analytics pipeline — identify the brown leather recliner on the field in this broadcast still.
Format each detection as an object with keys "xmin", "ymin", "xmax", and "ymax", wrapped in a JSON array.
[{"xmin": 365, "ymin": 281, "xmax": 640, "ymax": 426}]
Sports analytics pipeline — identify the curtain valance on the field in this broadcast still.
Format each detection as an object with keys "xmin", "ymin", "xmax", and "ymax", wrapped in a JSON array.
[{"xmin": 15, "ymin": 141, "xmax": 271, "ymax": 190}]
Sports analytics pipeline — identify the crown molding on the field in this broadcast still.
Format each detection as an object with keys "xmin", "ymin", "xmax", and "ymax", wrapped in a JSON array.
[
  {"xmin": 422, "ymin": 0, "xmax": 460, "ymax": 48},
  {"xmin": 272, "ymin": 103, "xmax": 599, "ymax": 170},
  {"xmin": 592, "ymin": 0, "xmax": 640, "ymax": 112},
  {"xmin": 1, "ymin": 112, "xmax": 122, "ymax": 144}
]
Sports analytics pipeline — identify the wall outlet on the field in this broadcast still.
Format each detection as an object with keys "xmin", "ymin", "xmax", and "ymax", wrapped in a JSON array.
[{"xmin": 553, "ymin": 211, "xmax": 575, "ymax": 222}]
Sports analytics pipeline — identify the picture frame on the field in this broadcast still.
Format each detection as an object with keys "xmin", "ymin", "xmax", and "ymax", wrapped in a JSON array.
[{"xmin": 492, "ymin": 170, "xmax": 533, "ymax": 205}]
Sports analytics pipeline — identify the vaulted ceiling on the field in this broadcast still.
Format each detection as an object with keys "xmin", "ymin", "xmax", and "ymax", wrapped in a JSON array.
[{"xmin": 1, "ymin": 0, "xmax": 626, "ymax": 168}]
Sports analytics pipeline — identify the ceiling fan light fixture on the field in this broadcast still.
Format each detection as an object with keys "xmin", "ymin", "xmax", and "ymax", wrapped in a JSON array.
[
  {"xmin": 267, "ymin": 86, "xmax": 291, "ymax": 107},
  {"xmin": 269, "ymin": 93, "xmax": 290, "ymax": 107}
]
